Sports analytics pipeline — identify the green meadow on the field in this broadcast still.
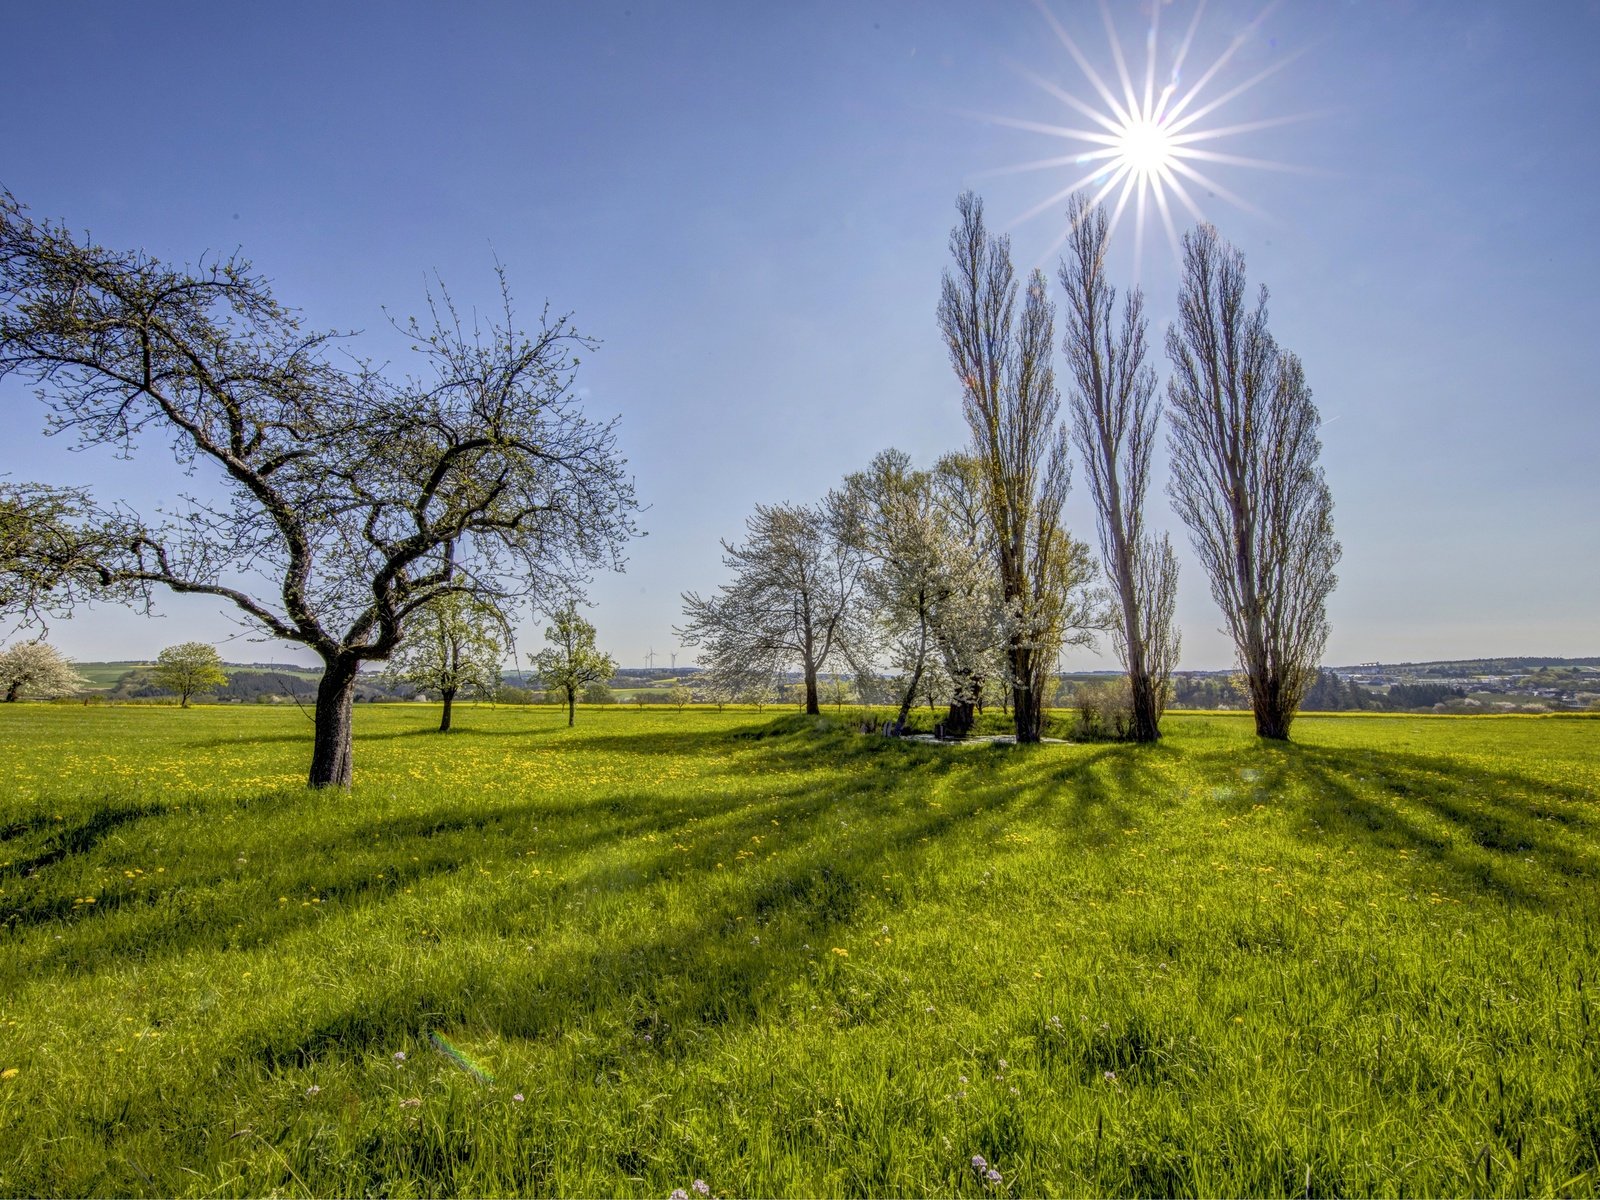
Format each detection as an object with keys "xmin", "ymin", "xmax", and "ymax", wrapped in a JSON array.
[{"xmin": 1, "ymin": 704, "xmax": 1597, "ymax": 1197}]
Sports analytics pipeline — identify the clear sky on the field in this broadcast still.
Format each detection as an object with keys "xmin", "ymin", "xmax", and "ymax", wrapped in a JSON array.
[{"xmin": 3, "ymin": 1, "xmax": 1596, "ymax": 671}]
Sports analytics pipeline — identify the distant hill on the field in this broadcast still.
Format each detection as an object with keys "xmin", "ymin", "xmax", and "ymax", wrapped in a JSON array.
[
  {"xmin": 1330, "ymin": 656, "xmax": 1600, "ymax": 674},
  {"xmin": 72, "ymin": 661, "xmax": 325, "ymax": 690}
]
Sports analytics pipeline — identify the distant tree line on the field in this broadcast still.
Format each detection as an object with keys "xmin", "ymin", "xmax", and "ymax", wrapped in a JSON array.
[{"xmin": 1167, "ymin": 669, "xmax": 1465, "ymax": 713}]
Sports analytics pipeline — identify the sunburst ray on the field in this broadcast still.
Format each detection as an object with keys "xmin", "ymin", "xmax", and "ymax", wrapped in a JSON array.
[{"xmin": 984, "ymin": 0, "xmax": 1315, "ymax": 278}]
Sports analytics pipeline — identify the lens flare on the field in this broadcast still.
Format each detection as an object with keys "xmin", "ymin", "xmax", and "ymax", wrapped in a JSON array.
[{"xmin": 969, "ymin": 0, "xmax": 1325, "ymax": 279}]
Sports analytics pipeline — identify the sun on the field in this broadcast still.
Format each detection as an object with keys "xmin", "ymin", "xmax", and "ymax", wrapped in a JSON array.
[
  {"xmin": 969, "ymin": 0, "xmax": 1322, "ymax": 279},
  {"xmin": 1115, "ymin": 117, "xmax": 1176, "ymax": 180}
]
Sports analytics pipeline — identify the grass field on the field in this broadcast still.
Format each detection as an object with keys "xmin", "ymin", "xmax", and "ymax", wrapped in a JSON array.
[{"xmin": 1, "ymin": 704, "xmax": 1597, "ymax": 1196}]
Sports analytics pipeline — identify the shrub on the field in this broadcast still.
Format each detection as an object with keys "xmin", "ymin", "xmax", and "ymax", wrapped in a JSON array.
[{"xmin": 1069, "ymin": 678, "xmax": 1134, "ymax": 741}]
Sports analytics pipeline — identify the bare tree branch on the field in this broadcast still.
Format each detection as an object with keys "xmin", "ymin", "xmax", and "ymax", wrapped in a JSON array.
[{"xmin": 0, "ymin": 189, "xmax": 638, "ymax": 784}]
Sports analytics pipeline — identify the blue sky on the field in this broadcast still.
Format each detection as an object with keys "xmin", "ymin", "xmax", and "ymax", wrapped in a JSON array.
[{"xmin": 3, "ymin": 1, "xmax": 1596, "ymax": 670}]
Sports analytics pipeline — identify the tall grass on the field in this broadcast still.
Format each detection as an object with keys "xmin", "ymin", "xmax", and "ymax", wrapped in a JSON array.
[{"xmin": 1, "ymin": 704, "xmax": 1597, "ymax": 1195}]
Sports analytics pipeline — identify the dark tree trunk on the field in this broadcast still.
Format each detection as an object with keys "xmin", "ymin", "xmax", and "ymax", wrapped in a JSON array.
[
  {"xmin": 944, "ymin": 698, "xmax": 976, "ymax": 738},
  {"xmin": 1012, "ymin": 647, "xmax": 1043, "ymax": 743},
  {"xmin": 895, "ymin": 607, "xmax": 930, "ymax": 729},
  {"xmin": 308, "ymin": 657, "xmax": 360, "ymax": 789},
  {"xmin": 1253, "ymin": 675, "xmax": 1294, "ymax": 740},
  {"xmin": 439, "ymin": 686, "xmax": 456, "ymax": 733},
  {"xmin": 566, "ymin": 685, "xmax": 576, "ymax": 727},
  {"xmin": 1129, "ymin": 669, "xmax": 1161, "ymax": 743},
  {"xmin": 944, "ymin": 669, "xmax": 982, "ymax": 735},
  {"xmin": 4, "ymin": 685, "xmax": 18, "ymax": 702},
  {"xmin": 1120, "ymin": 585, "xmax": 1161, "ymax": 742},
  {"xmin": 803, "ymin": 663, "xmax": 820, "ymax": 715},
  {"xmin": 895, "ymin": 662, "xmax": 923, "ymax": 729},
  {"xmin": 1014, "ymin": 692, "xmax": 1044, "ymax": 743}
]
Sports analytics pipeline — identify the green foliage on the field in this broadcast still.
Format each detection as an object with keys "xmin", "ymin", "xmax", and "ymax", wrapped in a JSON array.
[
  {"xmin": 0, "ymin": 707, "xmax": 1597, "ymax": 1195},
  {"xmin": 152, "ymin": 642, "xmax": 228, "ymax": 707},
  {"xmin": 215, "ymin": 670, "xmax": 322, "ymax": 703},
  {"xmin": 385, "ymin": 594, "xmax": 506, "ymax": 703},
  {"xmin": 530, "ymin": 602, "xmax": 615, "ymax": 726},
  {"xmin": 1171, "ymin": 672, "xmax": 1248, "ymax": 710},
  {"xmin": 1384, "ymin": 681, "xmax": 1468, "ymax": 710},
  {"xmin": 1067, "ymin": 677, "xmax": 1135, "ymax": 740},
  {"xmin": 582, "ymin": 681, "xmax": 614, "ymax": 705}
]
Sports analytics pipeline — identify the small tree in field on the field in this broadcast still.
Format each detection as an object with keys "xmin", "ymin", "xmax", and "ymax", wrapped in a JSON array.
[
  {"xmin": 385, "ymin": 593, "xmax": 507, "ymax": 732},
  {"xmin": 678, "ymin": 502, "xmax": 866, "ymax": 716},
  {"xmin": 0, "ymin": 640, "xmax": 84, "ymax": 701},
  {"xmin": 531, "ymin": 603, "xmax": 615, "ymax": 727},
  {"xmin": 153, "ymin": 642, "xmax": 228, "ymax": 707},
  {"xmin": 669, "ymin": 683, "xmax": 692, "ymax": 711}
]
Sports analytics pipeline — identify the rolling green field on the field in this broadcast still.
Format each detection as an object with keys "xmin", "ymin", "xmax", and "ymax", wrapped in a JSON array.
[{"xmin": 1, "ymin": 704, "xmax": 1597, "ymax": 1196}]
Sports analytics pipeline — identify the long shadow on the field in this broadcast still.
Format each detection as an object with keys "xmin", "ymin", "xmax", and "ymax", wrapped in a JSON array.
[
  {"xmin": 236, "ymin": 737, "xmax": 1084, "ymax": 1073},
  {"xmin": 11, "ymin": 716, "xmax": 1217, "ymax": 1184},
  {"xmin": 348, "ymin": 723, "xmax": 572, "ymax": 744},
  {"xmin": 0, "ymin": 798, "xmax": 168, "ymax": 880},
  {"xmin": 6, "ymin": 715, "xmax": 1192, "ymax": 1065},
  {"xmin": 9, "ymin": 719, "xmax": 1123, "ymax": 1004},
  {"xmin": 187, "ymin": 714, "xmax": 775, "ymax": 753},
  {"xmin": 1262, "ymin": 741, "xmax": 1599, "ymax": 906}
]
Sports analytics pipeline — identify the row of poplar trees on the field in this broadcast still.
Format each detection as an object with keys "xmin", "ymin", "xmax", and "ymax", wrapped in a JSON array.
[{"xmin": 685, "ymin": 190, "xmax": 1338, "ymax": 744}]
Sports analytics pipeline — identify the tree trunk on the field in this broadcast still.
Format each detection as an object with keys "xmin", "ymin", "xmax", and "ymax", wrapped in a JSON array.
[
  {"xmin": 439, "ymin": 686, "xmax": 456, "ymax": 733},
  {"xmin": 895, "ymin": 606, "xmax": 930, "ymax": 729},
  {"xmin": 803, "ymin": 662, "xmax": 821, "ymax": 715},
  {"xmin": 4, "ymin": 685, "xmax": 17, "ymax": 702},
  {"xmin": 1014, "ymin": 692, "xmax": 1043, "ymax": 743},
  {"xmin": 308, "ymin": 657, "xmax": 359, "ymax": 789},
  {"xmin": 1253, "ymin": 675, "xmax": 1294, "ymax": 740},
  {"xmin": 566, "ymin": 685, "xmax": 576, "ymax": 727},
  {"xmin": 895, "ymin": 662, "xmax": 923, "ymax": 729},
  {"xmin": 944, "ymin": 698, "xmax": 976, "ymax": 738},
  {"xmin": 1118, "ymin": 563, "xmax": 1161, "ymax": 743},
  {"xmin": 1012, "ymin": 646, "xmax": 1042, "ymax": 743},
  {"xmin": 1129, "ymin": 668, "xmax": 1161, "ymax": 743}
]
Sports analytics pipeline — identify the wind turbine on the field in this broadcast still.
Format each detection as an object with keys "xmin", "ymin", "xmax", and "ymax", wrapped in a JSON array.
[{"xmin": 644, "ymin": 647, "xmax": 657, "ymax": 669}]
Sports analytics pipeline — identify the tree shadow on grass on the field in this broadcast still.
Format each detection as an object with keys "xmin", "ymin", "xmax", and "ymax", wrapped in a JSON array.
[
  {"xmin": 235, "ymin": 732, "xmax": 1185, "ymax": 1073},
  {"xmin": 232, "ymin": 742, "xmax": 1158, "ymax": 1062},
  {"xmin": 1261, "ymin": 741, "xmax": 1598, "ymax": 906},
  {"xmin": 12, "ymin": 714, "xmax": 1178, "ymax": 1077},
  {"xmin": 15, "ymin": 718, "xmax": 1214, "ymax": 1197},
  {"xmin": 0, "ymin": 797, "xmax": 168, "ymax": 879}
]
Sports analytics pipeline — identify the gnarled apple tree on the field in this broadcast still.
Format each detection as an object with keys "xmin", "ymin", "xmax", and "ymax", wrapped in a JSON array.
[{"xmin": 0, "ymin": 190, "xmax": 636, "ymax": 786}]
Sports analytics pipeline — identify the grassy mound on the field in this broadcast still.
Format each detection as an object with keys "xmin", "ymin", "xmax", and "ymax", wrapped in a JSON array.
[{"xmin": 1, "ymin": 704, "xmax": 1597, "ymax": 1195}]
